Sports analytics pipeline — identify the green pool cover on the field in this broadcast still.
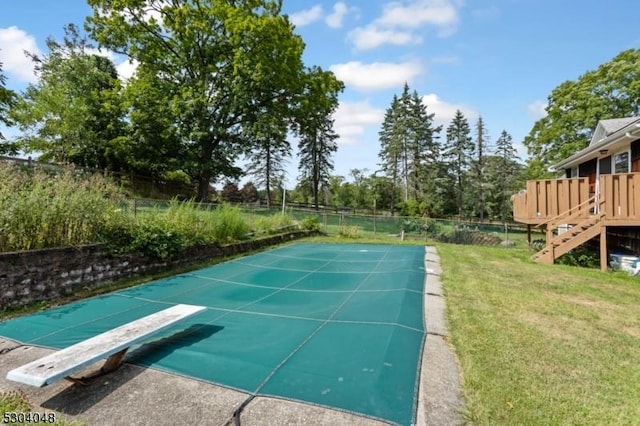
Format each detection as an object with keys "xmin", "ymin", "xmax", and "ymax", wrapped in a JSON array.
[{"xmin": 0, "ymin": 243, "xmax": 426, "ymax": 425}]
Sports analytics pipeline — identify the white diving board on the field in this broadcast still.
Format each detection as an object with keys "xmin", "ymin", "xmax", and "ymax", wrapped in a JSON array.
[{"xmin": 7, "ymin": 304, "xmax": 206, "ymax": 387}]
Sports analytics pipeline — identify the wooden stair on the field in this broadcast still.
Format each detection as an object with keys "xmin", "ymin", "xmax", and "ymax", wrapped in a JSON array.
[
  {"xmin": 533, "ymin": 214, "xmax": 603, "ymax": 263},
  {"xmin": 532, "ymin": 194, "xmax": 606, "ymax": 265}
]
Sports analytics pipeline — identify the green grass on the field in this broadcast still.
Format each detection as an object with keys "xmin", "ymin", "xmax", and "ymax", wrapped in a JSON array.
[{"xmin": 438, "ymin": 243, "xmax": 640, "ymax": 425}]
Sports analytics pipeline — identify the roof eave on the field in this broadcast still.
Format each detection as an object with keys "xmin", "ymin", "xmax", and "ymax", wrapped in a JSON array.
[{"xmin": 550, "ymin": 121, "xmax": 640, "ymax": 172}]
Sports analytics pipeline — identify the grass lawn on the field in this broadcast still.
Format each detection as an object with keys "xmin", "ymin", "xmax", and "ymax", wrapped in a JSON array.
[{"xmin": 437, "ymin": 243, "xmax": 640, "ymax": 425}]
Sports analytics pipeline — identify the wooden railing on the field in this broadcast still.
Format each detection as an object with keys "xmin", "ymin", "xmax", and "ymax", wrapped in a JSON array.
[
  {"xmin": 600, "ymin": 173, "xmax": 640, "ymax": 221},
  {"xmin": 514, "ymin": 173, "xmax": 640, "ymax": 225},
  {"xmin": 512, "ymin": 178, "xmax": 590, "ymax": 224}
]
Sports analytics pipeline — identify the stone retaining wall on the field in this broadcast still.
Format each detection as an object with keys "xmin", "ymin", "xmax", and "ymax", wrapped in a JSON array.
[{"xmin": 0, "ymin": 231, "xmax": 313, "ymax": 310}]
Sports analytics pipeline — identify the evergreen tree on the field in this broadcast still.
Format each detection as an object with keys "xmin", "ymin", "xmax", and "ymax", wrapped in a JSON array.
[
  {"xmin": 378, "ymin": 95, "xmax": 403, "ymax": 215},
  {"xmin": 298, "ymin": 114, "xmax": 338, "ymax": 209},
  {"xmin": 488, "ymin": 130, "xmax": 521, "ymax": 222},
  {"xmin": 408, "ymin": 90, "xmax": 441, "ymax": 211},
  {"xmin": 295, "ymin": 67, "xmax": 343, "ymax": 210},
  {"xmin": 470, "ymin": 116, "xmax": 489, "ymax": 220},
  {"xmin": 244, "ymin": 114, "xmax": 291, "ymax": 208},
  {"xmin": 442, "ymin": 110, "xmax": 473, "ymax": 217},
  {"xmin": 379, "ymin": 84, "xmax": 442, "ymax": 215}
]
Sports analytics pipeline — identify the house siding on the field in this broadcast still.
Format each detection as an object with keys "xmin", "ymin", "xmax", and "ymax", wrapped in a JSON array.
[
  {"xmin": 600, "ymin": 155, "xmax": 612, "ymax": 175},
  {"xmin": 631, "ymin": 139, "xmax": 640, "ymax": 172}
]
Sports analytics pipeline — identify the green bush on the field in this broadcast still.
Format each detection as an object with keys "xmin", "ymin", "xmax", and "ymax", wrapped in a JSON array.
[
  {"xmin": 338, "ymin": 226, "xmax": 360, "ymax": 239},
  {"xmin": 300, "ymin": 216, "xmax": 321, "ymax": 231}
]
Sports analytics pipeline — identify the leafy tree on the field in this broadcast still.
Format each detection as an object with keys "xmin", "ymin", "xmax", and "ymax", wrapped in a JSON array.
[
  {"xmin": 486, "ymin": 130, "xmax": 521, "ymax": 222},
  {"xmin": 295, "ymin": 67, "xmax": 343, "ymax": 209},
  {"xmin": 244, "ymin": 114, "xmax": 291, "ymax": 208},
  {"xmin": 442, "ymin": 110, "xmax": 473, "ymax": 216},
  {"xmin": 221, "ymin": 181, "xmax": 241, "ymax": 203},
  {"xmin": 0, "ymin": 55, "xmax": 15, "ymax": 127},
  {"xmin": 87, "ymin": 0, "xmax": 309, "ymax": 200},
  {"xmin": 117, "ymin": 67, "xmax": 186, "ymax": 180},
  {"xmin": 0, "ymin": 56, "xmax": 17, "ymax": 154},
  {"xmin": 241, "ymin": 181, "xmax": 259, "ymax": 203},
  {"xmin": 11, "ymin": 24, "xmax": 125, "ymax": 168},
  {"xmin": 524, "ymin": 49, "xmax": 640, "ymax": 175}
]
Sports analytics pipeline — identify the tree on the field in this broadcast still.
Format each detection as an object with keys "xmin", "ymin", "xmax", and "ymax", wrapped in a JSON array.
[
  {"xmin": 87, "ymin": 0, "xmax": 309, "ymax": 200},
  {"xmin": 378, "ymin": 94, "xmax": 403, "ymax": 215},
  {"xmin": 244, "ymin": 114, "xmax": 291, "ymax": 208},
  {"xmin": 0, "ymin": 55, "xmax": 15, "ymax": 127},
  {"xmin": 0, "ymin": 56, "xmax": 17, "ymax": 154},
  {"xmin": 221, "ymin": 181, "xmax": 241, "ymax": 203},
  {"xmin": 11, "ymin": 24, "xmax": 125, "ymax": 168},
  {"xmin": 241, "ymin": 181, "xmax": 259, "ymax": 203},
  {"xmin": 295, "ymin": 67, "xmax": 344, "ymax": 209},
  {"xmin": 470, "ymin": 116, "xmax": 489, "ymax": 220},
  {"xmin": 378, "ymin": 84, "xmax": 441, "ymax": 214},
  {"xmin": 442, "ymin": 110, "xmax": 473, "ymax": 217},
  {"xmin": 524, "ymin": 49, "xmax": 640, "ymax": 176},
  {"xmin": 487, "ymin": 130, "xmax": 521, "ymax": 222}
]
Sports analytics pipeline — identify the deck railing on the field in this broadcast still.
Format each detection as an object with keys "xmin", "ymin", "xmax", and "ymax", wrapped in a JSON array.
[
  {"xmin": 514, "ymin": 173, "xmax": 640, "ymax": 225},
  {"xmin": 512, "ymin": 177, "xmax": 590, "ymax": 224}
]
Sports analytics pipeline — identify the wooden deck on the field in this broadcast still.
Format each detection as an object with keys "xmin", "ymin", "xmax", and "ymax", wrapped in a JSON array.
[{"xmin": 513, "ymin": 174, "xmax": 640, "ymax": 226}]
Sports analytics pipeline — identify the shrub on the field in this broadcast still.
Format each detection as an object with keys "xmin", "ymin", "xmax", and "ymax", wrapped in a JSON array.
[
  {"xmin": 300, "ymin": 216, "xmax": 321, "ymax": 232},
  {"xmin": 338, "ymin": 226, "xmax": 360, "ymax": 239}
]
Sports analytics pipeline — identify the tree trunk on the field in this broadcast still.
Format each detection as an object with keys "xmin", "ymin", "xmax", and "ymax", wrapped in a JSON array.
[
  {"xmin": 265, "ymin": 148, "xmax": 272, "ymax": 209},
  {"xmin": 196, "ymin": 139, "xmax": 215, "ymax": 202}
]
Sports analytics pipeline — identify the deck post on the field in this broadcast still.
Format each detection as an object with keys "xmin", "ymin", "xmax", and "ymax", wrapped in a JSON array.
[
  {"xmin": 600, "ymin": 226, "xmax": 608, "ymax": 272},
  {"xmin": 527, "ymin": 225, "xmax": 531, "ymax": 245}
]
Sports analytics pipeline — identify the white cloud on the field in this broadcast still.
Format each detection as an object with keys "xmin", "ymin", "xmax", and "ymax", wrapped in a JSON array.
[
  {"xmin": 330, "ymin": 61, "xmax": 423, "ymax": 92},
  {"xmin": 116, "ymin": 59, "xmax": 139, "ymax": 81},
  {"xmin": 421, "ymin": 93, "xmax": 478, "ymax": 127},
  {"xmin": 348, "ymin": 25, "xmax": 421, "ymax": 51},
  {"xmin": 85, "ymin": 47, "xmax": 138, "ymax": 81},
  {"xmin": 348, "ymin": 0, "xmax": 461, "ymax": 50},
  {"xmin": 377, "ymin": 0, "xmax": 460, "ymax": 35},
  {"xmin": 290, "ymin": 5, "xmax": 324, "ymax": 27},
  {"xmin": 333, "ymin": 100, "xmax": 386, "ymax": 145},
  {"xmin": 326, "ymin": 2, "xmax": 349, "ymax": 28},
  {"xmin": 528, "ymin": 100, "xmax": 548, "ymax": 119},
  {"xmin": 0, "ymin": 26, "xmax": 41, "ymax": 83}
]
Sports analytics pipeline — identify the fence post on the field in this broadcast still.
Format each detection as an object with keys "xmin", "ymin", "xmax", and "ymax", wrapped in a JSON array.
[{"xmin": 373, "ymin": 199, "xmax": 377, "ymax": 234}]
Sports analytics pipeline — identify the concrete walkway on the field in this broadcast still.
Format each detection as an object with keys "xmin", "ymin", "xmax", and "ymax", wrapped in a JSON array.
[
  {"xmin": 416, "ymin": 246, "xmax": 464, "ymax": 426},
  {"xmin": 0, "ymin": 245, "xmax": 463, "ymax": 426}
]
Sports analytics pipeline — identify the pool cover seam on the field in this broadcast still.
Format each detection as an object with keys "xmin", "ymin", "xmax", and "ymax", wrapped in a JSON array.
[
  {"xmin": 186, "ymin": 273, "xmax": 423, "ymax": 294},
  {"xmin": 233, "ymin": 248, "xmax": 396, "ymax": 424},
  {"xmin": 231, "ymin": 260, "xmax": 422, "ymax": 275}
]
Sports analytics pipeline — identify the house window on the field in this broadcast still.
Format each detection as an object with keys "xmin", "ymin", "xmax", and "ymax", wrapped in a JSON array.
[
  {"xmin": 614, "ymin": 151, "xmax": 630, "ymax": 174},
  {"xmin": 570, "ymin": 167, "xmax": 578, "ymax": 178}
]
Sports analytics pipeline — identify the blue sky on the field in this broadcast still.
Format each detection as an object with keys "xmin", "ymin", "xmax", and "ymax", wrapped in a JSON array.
[{"xmin": 1, "ymin": 0, "xmax": 639, "ymax": 185}]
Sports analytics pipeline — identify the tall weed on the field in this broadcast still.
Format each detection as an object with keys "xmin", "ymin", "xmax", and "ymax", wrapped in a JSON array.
[{"xmin": 0, "ymin": 164, "xmax": 123, "ymax": 251}]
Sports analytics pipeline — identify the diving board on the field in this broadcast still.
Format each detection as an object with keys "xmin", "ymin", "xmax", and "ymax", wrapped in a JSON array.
[{"xmin": 7, "ymin": 304, "xmax": 206, "ymax": 387}]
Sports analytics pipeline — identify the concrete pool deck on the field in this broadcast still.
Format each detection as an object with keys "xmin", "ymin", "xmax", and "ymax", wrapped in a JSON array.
[{"xmin": 0, "ymin": 246, "xmax": 462, "ymax": 425}]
